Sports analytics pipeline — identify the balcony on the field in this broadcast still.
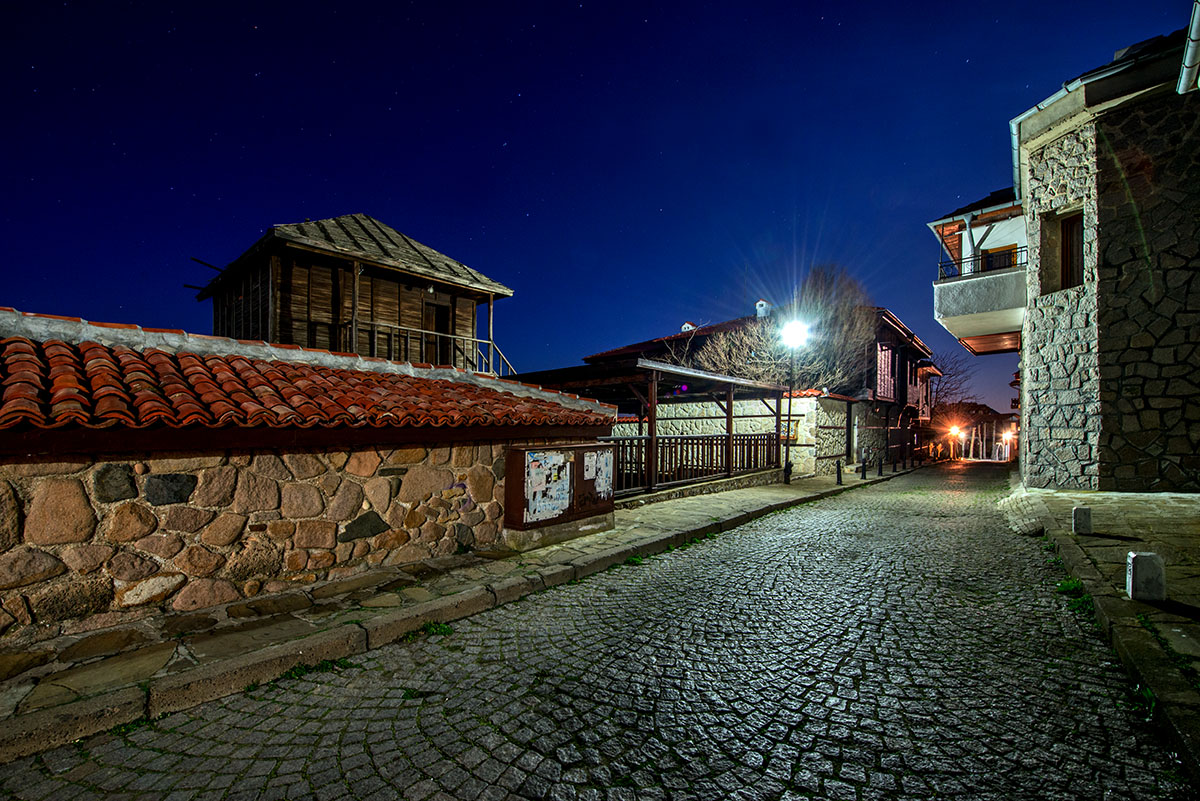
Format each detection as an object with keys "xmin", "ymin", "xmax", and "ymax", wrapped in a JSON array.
[{"xmin": 933, "ymin": 248, "xmax": 1027, "ymax": 355}]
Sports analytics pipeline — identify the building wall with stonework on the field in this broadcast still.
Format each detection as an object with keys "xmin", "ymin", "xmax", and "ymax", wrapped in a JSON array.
[
  {"xmin": 0, "ymin": 437, "xmax": 591, "ymax": 645},
  {"xmin": 796, "ymin": 397, "xmax": 852, "ymax": 476},
  {"xmin": 1094, "ymin": 89, "xmax": 1200, "ymax": 490},
  {"xmin": 610, "ymin": 400, "xmax": 777, "ymax": 438},
  {"xmin": 1021, "ymin": 122, "xmax": 1102, "ymax": 489}
]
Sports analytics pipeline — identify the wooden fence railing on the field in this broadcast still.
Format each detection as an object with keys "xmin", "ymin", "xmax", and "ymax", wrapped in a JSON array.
[{"xmin": 601, "ymin": 432, "xmax": 780, "ymax": 496}]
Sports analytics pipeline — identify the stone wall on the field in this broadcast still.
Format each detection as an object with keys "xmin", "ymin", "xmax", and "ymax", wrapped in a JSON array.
[
  {"xmin": 1094, "ymin": 89, "xmax": 1200, "ymax": 490},
  {"xmin": 0, "ymin": 439, "xmax": 577, "ymax": 644},
  {"xmin": 797, "ymin": 397, "xmax": 850, "ymax": 476},
  {"xmin": 1021, "ymin": 123, "xmax": 1102, "ymax": 489},
  {"xmin": 610, "ymin": 400, "xmax": 777, "ymax": 437}
]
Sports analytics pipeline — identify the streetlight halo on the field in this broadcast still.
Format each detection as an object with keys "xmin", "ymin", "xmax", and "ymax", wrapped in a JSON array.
[{"xmin": 781, "ymin": 320, "xmax": 809, "ymax": 349}]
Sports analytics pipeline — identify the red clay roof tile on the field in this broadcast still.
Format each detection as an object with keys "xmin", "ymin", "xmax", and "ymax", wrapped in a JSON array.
[{"xmin": 0, "ymin": 335, "xmax": 612, "ymax": 432}]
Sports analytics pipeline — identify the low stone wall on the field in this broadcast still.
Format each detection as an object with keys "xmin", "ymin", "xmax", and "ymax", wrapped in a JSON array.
[
  {"xmin": 0, "ymin": 439, "xmax": 582, "ymax": 645},
  {"xmin": 611, "ymin": 399, "xmax": 777, "ymax": 437}
]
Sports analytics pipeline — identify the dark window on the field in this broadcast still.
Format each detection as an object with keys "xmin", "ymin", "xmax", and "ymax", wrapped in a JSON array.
[
  {"xmin": 981, "ymin": 245, "xmax": 1017, "ymax": 272},
  {"xmin": 1060, "ymin": 213, "xmax": 1084, "ymax": 289}
]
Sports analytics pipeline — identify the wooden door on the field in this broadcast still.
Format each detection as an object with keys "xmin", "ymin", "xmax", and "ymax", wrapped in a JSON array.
[{"xmin": 423, "ymin": 302, "xmax": 451, "ymax": 365}]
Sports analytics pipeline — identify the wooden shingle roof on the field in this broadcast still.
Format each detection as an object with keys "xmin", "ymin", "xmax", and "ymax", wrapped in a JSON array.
[{"xmin": 271, "ymin": 213, "xmax": 513, "ymax": 297}]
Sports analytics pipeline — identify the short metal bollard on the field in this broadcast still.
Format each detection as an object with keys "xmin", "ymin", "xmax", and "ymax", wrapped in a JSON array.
[
  {"xmin": 835, "ymin": 460, "xmax": 843, "ymax": 485},
  {"xmin": 860, "ymin": 459, "xmax": 867, "ymax": 479},
  {"xmin": 892, "ymin": 459, "xmax": 897, "ymax": 473},
  {"xmin": 877, "ymin": 458, "xmax": 883, "ymax": 477}
]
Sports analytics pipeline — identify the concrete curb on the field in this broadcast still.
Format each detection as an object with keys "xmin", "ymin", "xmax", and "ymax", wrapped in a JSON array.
[
  {"xmin": 0, "ymin": 467, "xmax": 920, "ymax": 762},
  {"xmin": 1040, "ymin": 517, "xmax": 1200, "ymax": 783}
]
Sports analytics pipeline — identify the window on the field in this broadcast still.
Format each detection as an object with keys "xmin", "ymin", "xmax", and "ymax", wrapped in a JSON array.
[
  {"xmin": 980, "ymin": 245, "xmax": 1017, "ymax": 272},
  {"xmin": 876, "ymin": 344, "xmax": 894, "ymax": 401},
  {"xmin": 1060, "ymin": 212, "xmax": 1084, "ymax": 289}
]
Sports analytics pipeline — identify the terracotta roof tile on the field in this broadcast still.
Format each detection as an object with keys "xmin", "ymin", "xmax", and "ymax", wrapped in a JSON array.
[{"xmin": 0, "ymin": 335, "xmax": 612, "ymax": 432}]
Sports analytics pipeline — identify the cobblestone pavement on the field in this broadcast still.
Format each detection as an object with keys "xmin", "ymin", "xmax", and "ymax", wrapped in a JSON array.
[{"xmin": 0, "ymin": 462, "xmax": 1193, "ymax": 800}]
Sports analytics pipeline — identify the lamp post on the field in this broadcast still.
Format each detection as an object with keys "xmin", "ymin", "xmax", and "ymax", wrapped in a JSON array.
[
  {"xmin": 780, "ymin": 320, "xmax": 809, "ymax": 484},
  {"xmin": 949, "ymin": 425, "xmax": 960, "ymax": 460}
]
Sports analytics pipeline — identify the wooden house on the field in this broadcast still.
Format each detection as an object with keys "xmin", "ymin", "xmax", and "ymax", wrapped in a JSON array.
[{"xmin": 196, "ymin": 214, "xmax": 515, "ymax": 374}]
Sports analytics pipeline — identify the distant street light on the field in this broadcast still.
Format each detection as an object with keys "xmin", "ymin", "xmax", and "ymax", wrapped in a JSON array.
[
  {"xmin": 781, "ymin": 320, "xmax": 809, "ymax": 484},
  {"xmin": 948, "ymin": 425, "xmax": 961, "ymax": 460}
]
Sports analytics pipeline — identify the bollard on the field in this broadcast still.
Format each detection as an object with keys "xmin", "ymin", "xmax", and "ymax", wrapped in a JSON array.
[
  {"xmin": 860, "ymin": 459, "xmax": 867, "ymax": 479},
  {"xmin": 1127, "ymin": 552, "xmax": 1166, "ymax": 601},
  {"xmin": 835, "ymin": 460, "xmax": 843, "ymax": 485},
  {"xmin": 877, "ymin": 458, "xmax": 883, "ymax": 477},
  {"xmin": 1072, "ymin": 507, "xmax": 1093, "ymax": 536},
  {"xmin": 892, "ymin": 459, "xmax": 897, "ymax": 473}
]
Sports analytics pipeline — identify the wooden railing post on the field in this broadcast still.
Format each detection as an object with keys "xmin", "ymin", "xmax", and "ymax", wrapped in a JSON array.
[{"xmin": 646, "ymin": 372, "xmax": 658, "ymax": 491}]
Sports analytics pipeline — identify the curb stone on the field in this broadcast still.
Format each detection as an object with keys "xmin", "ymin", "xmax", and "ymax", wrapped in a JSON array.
[
  {"xmin": 1012, "ymin": 488, "xmax": 1200, "ymax": 784},
  {"xmin": 0, "ymin": 465, "xmax": 923, "ymax": 762}
]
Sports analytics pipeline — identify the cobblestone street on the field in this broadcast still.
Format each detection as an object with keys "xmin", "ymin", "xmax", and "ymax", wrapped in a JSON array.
[{"xmin": 0, "ymin": 462, "xmax": 1191, "ymax": 800}]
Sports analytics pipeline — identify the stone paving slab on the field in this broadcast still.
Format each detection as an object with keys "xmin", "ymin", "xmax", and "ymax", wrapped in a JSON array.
[
  {"xmin": 0, "ymin": 465, "xmax": 913, "ymax": 762},
  {"xmin": 1004, "ymin": 478, "xmax": 1200, "ymax": 783}
]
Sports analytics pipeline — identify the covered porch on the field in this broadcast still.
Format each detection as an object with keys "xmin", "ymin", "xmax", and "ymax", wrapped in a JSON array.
[{"xmin": 511, "ymin": 358, "xmax": 787, "ymax": 496}]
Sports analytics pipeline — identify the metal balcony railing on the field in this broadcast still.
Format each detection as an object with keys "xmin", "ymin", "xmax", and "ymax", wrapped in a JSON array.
[{"xmin": 937, "ymin": 246, "xmax": 1028, "ymax": 280}]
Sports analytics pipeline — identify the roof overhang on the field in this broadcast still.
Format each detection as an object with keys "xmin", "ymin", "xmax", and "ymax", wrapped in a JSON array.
[{"xmin": 511, "ymin": 358, "xmax": 787, "ymax": 414}]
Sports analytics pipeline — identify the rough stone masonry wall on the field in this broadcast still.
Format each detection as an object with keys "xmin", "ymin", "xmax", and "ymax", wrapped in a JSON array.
[
  {"xmin": 1021, "ymin": 122, "xmax": 1101, "ymax": 489},
  {"xmin": 797, "ymin": 398, "xmax": 849, "ymax": 476},
  {"xmin": 1094, "ymin": 90, "xmax": 1200, "ymax": 490},
  {"xmin": 610, "ymin": 400, "xmax": 777, "ymax": 437},
  {"xmin": 0, "ymin": 440, "xmax": 558, "ymax": 644}
]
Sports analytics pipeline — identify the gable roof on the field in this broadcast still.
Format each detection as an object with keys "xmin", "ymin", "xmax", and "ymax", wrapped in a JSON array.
[
  {"xmin": 933, "ymin": 187, "xmax": 1018, "ymax": 222},
  {"xmin": 0, "ymin": 308, "xmax": 610, "ymax": 440},
  {"xmin": 583, "ymin": 316, "xmax": 755, "ymax": 363},
  {"xmin": 200, "ymin": 213, "xmax": 513, "ymax": 299}
]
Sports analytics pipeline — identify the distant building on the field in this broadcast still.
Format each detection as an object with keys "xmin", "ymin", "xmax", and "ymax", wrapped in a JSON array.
[
  {"xmin": 574, "ymin": 301, "xmax": 940, "ymax": 473},
  {"xmin": 930, "ymin": 21, "xmax": 1200, "ymax": 491},
  {"xmin": 197, "ymin": 213, "xmax": 515, "ymax": 375}
]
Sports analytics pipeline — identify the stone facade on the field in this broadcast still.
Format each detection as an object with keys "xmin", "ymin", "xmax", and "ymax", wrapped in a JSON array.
[
  {"xmin": 1021, "ymin": 123, "xmax": 1102, "ymax": 489},
  {"xmin": 1021, "ymin": 90, "xmax": 1200, "ymax": 491},
  {"xmin": 0, "ymin": 439, "xmax": 583, "ymax": 643},
  {"xmin": 1094, "ymin": 90, "xmax": 1200, "ymax": 490},
  {"xmin": 798, "ymin": 397, "xmax": 851, "ymax": 476},
  {"xmin": 611, "ymin": 400, "xmax": 777, "ymax": 437}
]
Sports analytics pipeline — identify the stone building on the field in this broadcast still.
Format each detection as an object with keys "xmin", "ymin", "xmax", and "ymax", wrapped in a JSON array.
[
  {"xmin": 0, "ymin": 309, "xmax": 613, "ymax": 642},
  {"xmin": 574, "ymin": 303, "xmax": 939, "ymax": 476},
  {"xmin": 934, "ymin": 25, "xmax": 1199, "ymax": 491}
]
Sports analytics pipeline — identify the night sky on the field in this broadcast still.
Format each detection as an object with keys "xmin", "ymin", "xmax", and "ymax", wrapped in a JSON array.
[{"xmin": 2, "ymin": 2, "xmax": 1190, "ymax": 412}]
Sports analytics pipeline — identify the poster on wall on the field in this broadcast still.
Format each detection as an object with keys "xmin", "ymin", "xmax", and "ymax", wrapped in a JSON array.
[
  {"xmin": 594, "ymin": 449, "xmax": 613, "ymax": 500},
  {"xmin": 525, "ymin": 450, "xmax": 573, "ymax": 523}
]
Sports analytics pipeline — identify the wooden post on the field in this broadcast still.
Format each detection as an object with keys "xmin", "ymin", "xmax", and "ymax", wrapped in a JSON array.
[
  {"xmin": 647, "ymin": 371, "xmax": 658, "ymax": 491},
  {"xmin": 774, "ymin": 391, "xmax": 783, "ymax": 468},
  {"xmin": 351, "ymin": 262, "xmax": 361, "ymax": 355},
  {"xmin": 725, "ymin": 384, "xmax": 734, "ymax": 477},
  {"xmin": 487, "ymin": 293, "xmax": 495, "ymax": 374}
]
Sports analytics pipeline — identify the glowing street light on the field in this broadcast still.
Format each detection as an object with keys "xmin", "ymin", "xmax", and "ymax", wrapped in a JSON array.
[
  {"xmin": 781, "ymin": 320, "xmax": 809, "ymax": 349},
  {"xmin": 781, "ymin": 320, "xmax": 809, "ymax": 484}
]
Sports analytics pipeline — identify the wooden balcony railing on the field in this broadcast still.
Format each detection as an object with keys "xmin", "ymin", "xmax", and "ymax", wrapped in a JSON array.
[
  {"xmin": 337, "ymin": 321, "xmax": 515, "ymax": 376},
  {"xmin": 601, "ymin": 432, "xmax": 780, "ymax": 496}
]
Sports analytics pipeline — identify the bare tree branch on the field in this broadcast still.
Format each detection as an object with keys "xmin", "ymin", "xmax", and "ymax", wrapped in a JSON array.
[
  {"xmin": 691, "ymin": 265, "xmax": 877, "ymax": 393},
  {"xmin": 928, "ymin": 348, "xmax": 979, "ymax": 426}
]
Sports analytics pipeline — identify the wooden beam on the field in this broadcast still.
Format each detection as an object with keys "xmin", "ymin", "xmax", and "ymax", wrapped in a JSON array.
[
  {"xmin": 725, "ymin": 384, "xmax": 734, "ymax": 477},
  {"xmin": 0, "ymin": 424, "xmax": 612, "ymax": 459},
  {"xmin": 646, "ymin": 371, "xmax": 658, "ymax": 492}
]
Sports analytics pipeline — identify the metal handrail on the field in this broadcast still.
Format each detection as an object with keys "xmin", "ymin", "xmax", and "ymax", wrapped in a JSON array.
[{"xmin": 938, "ymin": 246, "xmax": 1028, "ymax": 280}]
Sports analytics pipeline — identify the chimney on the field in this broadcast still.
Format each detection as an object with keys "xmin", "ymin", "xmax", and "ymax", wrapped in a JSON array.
[
  {"xmin": 680, "ymin": 321, "xmax": 697, "ymax": 332},
  {"xmin": 755, "ymin": 299, "xmax": 772, "ymax": 318}
]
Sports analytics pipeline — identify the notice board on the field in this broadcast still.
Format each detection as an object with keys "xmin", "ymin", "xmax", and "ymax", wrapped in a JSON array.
[{"xmin": 503, "ymin": 443, "xmax": 615, "ymax": 530}]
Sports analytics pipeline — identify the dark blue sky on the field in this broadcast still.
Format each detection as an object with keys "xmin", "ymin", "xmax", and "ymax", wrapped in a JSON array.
[{"xmin": 2, "ymin": 1, "xmax": 1189, "ymax": 412}]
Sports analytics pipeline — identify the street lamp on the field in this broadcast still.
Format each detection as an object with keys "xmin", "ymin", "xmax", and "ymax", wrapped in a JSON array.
[
  {"xmin": 780, "ymin": 321, "xmax": 809, "ymax": 484},
  {"xmin": 948, "ymin": 425, "xmax": 960, "ymax": 460},
  {"xmin": 1002, "ymin": 430, "xmax": 1013, "ymax": 461}
]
